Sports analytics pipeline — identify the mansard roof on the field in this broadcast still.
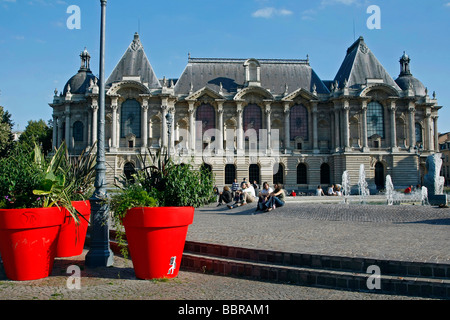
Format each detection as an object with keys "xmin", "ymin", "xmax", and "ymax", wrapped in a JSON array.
[
  {"xmin": 334, "ymin": 36, "xmax": 400, "ymax": 91},
  {"xmin": 174, "ymin": 57, "xmax": 330, "ymax": 97},
  {"xmin": 106, "ymin": 33, "xmax": 161, "ymax": 89}
]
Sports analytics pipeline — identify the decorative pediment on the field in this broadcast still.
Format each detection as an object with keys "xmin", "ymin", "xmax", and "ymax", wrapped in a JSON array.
[
  {"xmin": 185, "ymin": 86, "xmax": 224, "ymax": 101},
  {"xmin": 107, "ymin": 80, "xmax": 151, "ymax": 96},
  {"xmin": 233, "ymin": 86, "xmax": 274, "ymax": 101},
  {"xmin": 359, "ymin": 83, "xmax": 399, "ymax": 98},
  {"xmin": 282, "ymin": 88, "xmax": 317, "ymax": 102}
]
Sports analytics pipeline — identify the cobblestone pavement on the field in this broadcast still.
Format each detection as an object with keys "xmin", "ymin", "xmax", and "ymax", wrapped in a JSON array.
[
  {"xmin": 188, "ymin": 200, "xmax": 450, "ymax": 263},
  {"xmin": 0, "ymin": 200, "xmax": 448, "ymax": 301}
]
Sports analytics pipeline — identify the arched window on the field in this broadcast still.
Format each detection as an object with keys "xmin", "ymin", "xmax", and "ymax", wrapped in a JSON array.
[
  {"xmin": 196, "ymin": 104, "xmax": 216, "ymax": 140},
  {"xmin": 121, "ymin": 99, "xmax": 141, "ymax": 138},
  {"xmin": 367, "ymin": 102, "xmax": 384, "ymax": 138},
  {"xmin": 249, "ymin": 164, "xmax": 260, "ymax": 185},
  {"xmin": 297, "ymin": 163, "xmax": 308, "ymax": 184},
  {"xmin": 415, "ymin": 123, "xmax": 423, "ymax": 143},
  {"xmin": 320, "ymin": 163, "xmax": 331, "ymax": 185},
  {"xmin": 73, "ymin": 121, "xmax": 84, "ymax": 142},
  {"xmin": 273, "ymin": 163, "xmax": 284, "ymax": 184},
  {"xmin": 290, "ymin": 104, "xmax": 308, "ymax": 141},
  {"xmin": 225, "ymin": 164, "xmax": 236, "ymax": 185},
  {"xmin": 243, "ymin": 104, "xmax": 262, "ymax": 140}
]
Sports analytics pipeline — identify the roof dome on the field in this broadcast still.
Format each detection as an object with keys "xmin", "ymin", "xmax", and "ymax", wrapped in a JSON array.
[
  {"xmin": 63, "ymin": 48, "xmax": 98, "ymax": 95},
  {"xmin": 395, "ymin": 51, "xmax": 426, "ymax": 97},
  {"xmin": 395, "ymin": 75, "xmax": 427, "ymax": 97}
]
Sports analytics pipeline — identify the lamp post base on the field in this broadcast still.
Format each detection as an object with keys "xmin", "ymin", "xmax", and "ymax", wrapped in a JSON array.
[{"xmin": 85, "ymin": 197, "xmax": 114, "ymax": 268}]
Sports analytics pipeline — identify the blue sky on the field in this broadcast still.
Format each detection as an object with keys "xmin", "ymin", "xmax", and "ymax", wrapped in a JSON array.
[{"xmin": 0, "ymin": 0, "xmax": 449, "ymax": 134}]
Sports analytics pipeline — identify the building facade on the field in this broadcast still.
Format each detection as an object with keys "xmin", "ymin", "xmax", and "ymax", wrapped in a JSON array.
[{"xmin": 50, "ymin": 34, "xmax": 443, "ymax": 193}]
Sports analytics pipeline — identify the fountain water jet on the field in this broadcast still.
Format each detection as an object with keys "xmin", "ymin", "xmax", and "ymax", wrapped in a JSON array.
[{"xmin": 358, "ymin": 164, "xmax": 370, "ymax": 204}]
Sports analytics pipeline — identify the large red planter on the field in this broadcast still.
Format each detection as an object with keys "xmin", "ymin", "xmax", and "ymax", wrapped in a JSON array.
[
  {"xmin": 0, "ymin": 207, "xmax": 64, "ymax": 281},
  {"xmin": 122, "ymin": 206, "xmax": 195, "ymax": 280},
  {"xmin": 56, "ymin": 200, "xmax": 91, "ymax": 258}
]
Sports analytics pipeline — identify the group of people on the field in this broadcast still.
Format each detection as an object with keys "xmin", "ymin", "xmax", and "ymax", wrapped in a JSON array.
[
  {"xmin": 216, "ymin": 178, "xmax": 286, "ymax": 213},
  {"xmin": 316, "ymin": 184, "xmax": 343, "ymax": 196}
]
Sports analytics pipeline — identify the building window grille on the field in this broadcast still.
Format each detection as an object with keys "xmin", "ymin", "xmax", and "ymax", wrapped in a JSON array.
[
  {"xmin": 415, "ymin": 123, "xmax": 423, "ymax": 143},
  {"xmin": 367, "ymin": 102, "xmax": 384, "ymax": 138},
  {"xmin": 73, "ymin": 121, "xmax": 84, "ymax": 142},
  {"xmin": 290, "ymin": 104, "xmax": 308, "ymax": 141},
  {"xmin": 243, "ymin": 104, "xmax": 262, "ymax": 140},
  {"xmin": 196, "ymin": 104, "xmax": 216, "ymax": 141},
  {"xmin": 121, "ymin": 99, "xmax": 141, "ymax": 138}
]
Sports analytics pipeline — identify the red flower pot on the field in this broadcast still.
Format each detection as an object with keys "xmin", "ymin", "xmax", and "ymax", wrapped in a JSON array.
[
  {"xmin": 122, "ymin": 206, "xmax": 194, "ymax": 280},
  {"xmin": 56, "ymin": 200, "xmax": 91, "ymax": 258},
  {"xmin": 0, "ymin": 207, "xmax": 64, "ymax": 281}
]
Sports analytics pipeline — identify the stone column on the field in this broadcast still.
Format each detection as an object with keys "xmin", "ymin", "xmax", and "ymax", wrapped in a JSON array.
[
  {"xmin": 52, "ymin": 115, "xmax": 58, "ymax": 150},
  {"xmin": 236, "ymin": 101, "xmax": 244, "ymax": 152},
  {"xmin": 425, "ymin": 109, "xmax": 433, "ymax": 151},
  {"xmin": 91, "ymin": 101, "xmax": 98, "ymax": 145},
  {"xmin": 361, "ymin": 100, "xmax": 369, "ymax": 151},
  {"xmin": 333, "ymin": 103, "xmax": 340, "ymax": 152},
  {"xmin": 217, "ymin": 100, "xmax": 224, "ymax": 153},
  {"xmin": 161, "ymin": 104, "xmax": 168, "ymax": 150},
  {"xmin": 142, "ymin": 99, "xmax": 149, "ymax": 149},
  {"xmin": 433, "ymin": 115, "xmax": 439, "ymax": 151},
  {"xmin": 188, "ymin": 101, "xmax": 195, "ymax": 153},
  {"xmin": 65, "ymin": 106, "xmax": 71, "ymax": 149},
  {"xmin": 312, "ymin": 102, "xmax": 319, "ymax": 153},
  {"xmin": 342, "ymin": 100, "xmax": 350, "ymax": 151},
  {"xmin": 264, "ymin": 101, "xmax": 272, "ymax": 152},
  {"xmin": 408, "ymin": 102, "xmax": 416, "ymax": 150},
  {"xmin": 283, "ymin": 102, "xmax": 290, "ymax": 151},
  {"xmin": 389, "ymin": 100, "xmax": 397, "ymax": 150},
  {"xmin": 111, "ymin": 97, "xmax": 118, "ymax": 150}
]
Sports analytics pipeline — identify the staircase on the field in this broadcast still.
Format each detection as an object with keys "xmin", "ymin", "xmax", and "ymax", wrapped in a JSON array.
[{"xmin": 107, "ymin": 231, "xmax": 449, "ymax": 299}]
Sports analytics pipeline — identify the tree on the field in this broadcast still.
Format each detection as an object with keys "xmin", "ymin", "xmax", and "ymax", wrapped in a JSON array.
[
  {"xmin": 19, "ymin": 119, "xmax": 53, "ymax": 155},
  {"xmin": 0, "ymin": 106, "xmax": 15, "ymax": 157}
]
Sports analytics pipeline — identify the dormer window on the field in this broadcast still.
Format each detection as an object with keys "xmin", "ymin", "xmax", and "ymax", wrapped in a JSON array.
[{"xmin": 244, "ymin": 58, "xmax": 261, "ymax": 86}]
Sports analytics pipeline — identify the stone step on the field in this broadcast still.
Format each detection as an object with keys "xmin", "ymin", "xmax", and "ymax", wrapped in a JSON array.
[
  {"xmin": 180, "ymin": 251, "xmax": 450, "ymax": 299},
  {"xmin": 106, "ymin": 231, "xmax": 450, "ymax": 299},
  {"xmin": 183, "ymin": 241, "xmax": 450, "ymax": 281}
]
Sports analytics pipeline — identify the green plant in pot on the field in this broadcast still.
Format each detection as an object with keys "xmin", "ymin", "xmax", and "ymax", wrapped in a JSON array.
[
  {"xmin": 110, "ymin": 148, "xmax": 215, "ymax": 280},
  {"xmin": 54, "ymin": 143, "xmax": 97, "ymax": 258},
  {"xmin": 0, "ymin": 142, "xmax": 80, "ymax": 280}
]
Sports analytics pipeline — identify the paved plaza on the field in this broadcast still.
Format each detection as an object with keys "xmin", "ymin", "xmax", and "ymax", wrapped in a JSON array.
[{"xmin": 0, "ymin": 197, "xmax": 449, "ymax": 301}]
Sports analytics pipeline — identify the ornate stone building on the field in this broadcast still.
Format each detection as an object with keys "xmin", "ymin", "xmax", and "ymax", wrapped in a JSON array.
[{"xmin": 50, "ymin": 34, "xmax": 443, "ymax": 193}]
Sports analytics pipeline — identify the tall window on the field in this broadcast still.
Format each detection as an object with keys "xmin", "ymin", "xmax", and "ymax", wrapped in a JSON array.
[
  {"xmin": 243, "ymin": 104, "xmax": 262, "ymax": 140},
  {"xmin": 367, "ymin": 102, "xmax": 384, "ymax": 138},
  {"xmin": 297, "ymin": 163, "xmax": 307, "ymax": 184},
  {"xmin": 121, "ymin": 99, "xmax": 141, "ymax": 138},
  {"xmin": 290, "ymin": 104, "xmax": 308, "ymax": 141},
  {"xmin": 415, "ymin": 123, "xmax": 423, "ymax": 143},
  {"xmin": 196, "ymin": 104, "xmax": 216, "ymax": 140},
  {"xmin": 225, "ymin": 164, "xmax": 236, "ymax": 185},
  {"xmin": 73, "ymin": 121, "xmax": 84, "ymax": 142}
]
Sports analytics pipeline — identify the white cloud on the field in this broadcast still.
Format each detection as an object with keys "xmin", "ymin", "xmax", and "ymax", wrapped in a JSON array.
[
  {"xmin": 252, "ymin": 7, "xmax": 293, "ymax": 18},
  {"xmin": 321, "ymin": 0, "xmax": 360, "ymax": 5},
  {"xmin": 445, "ymin": 2, "xmax": 450, "ymax": 7}
]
